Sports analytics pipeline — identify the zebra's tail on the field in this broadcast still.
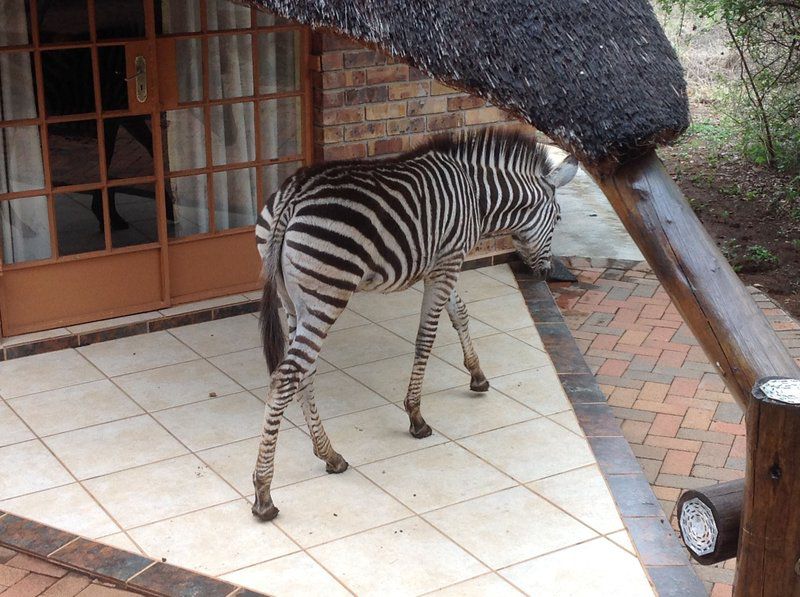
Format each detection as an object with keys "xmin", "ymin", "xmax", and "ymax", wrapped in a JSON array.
[{"xmin": 257, "ymin": 206, "xmax": 289, "ymax": 373}]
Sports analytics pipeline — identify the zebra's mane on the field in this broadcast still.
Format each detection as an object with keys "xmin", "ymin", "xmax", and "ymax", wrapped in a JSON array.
[{"xmin": 412, "ymin": 128, "xmax": 553, "ymax": 177}]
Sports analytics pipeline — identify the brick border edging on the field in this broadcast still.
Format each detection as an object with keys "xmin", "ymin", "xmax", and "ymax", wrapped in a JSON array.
[
  {"xmin": 511, "ymin": 262, "xmax": 707, "ymax": 597},
  {"xmin": 0, "ymin": 512, "xmax": 265, "ymax": 597},
  {"xmin": 0, "ymin": 252, "xmax": 518, "ymax": 363}
]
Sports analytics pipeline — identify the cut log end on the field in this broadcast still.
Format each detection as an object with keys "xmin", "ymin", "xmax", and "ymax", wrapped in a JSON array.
[
  {"xmin": 755, "ymin": 377, "xmax": 800, "ymax": 405},
  {"xmin": 677, "ymin": 479, "xmax": 744, "ymax": 565},
  {"xmin": 680, "ymin": 497, "xmax": 719, "ymax": 558}
]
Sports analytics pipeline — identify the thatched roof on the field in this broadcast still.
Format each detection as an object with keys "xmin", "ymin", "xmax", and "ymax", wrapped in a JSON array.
[{"xmin": 243, "ymin": 0, "xmax": 689, "ymax": 169}]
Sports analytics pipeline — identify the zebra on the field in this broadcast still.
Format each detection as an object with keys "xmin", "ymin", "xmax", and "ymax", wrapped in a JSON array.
[{"xmin": 252, "ymin": 127, "xmax": 578, "ymax": 520}]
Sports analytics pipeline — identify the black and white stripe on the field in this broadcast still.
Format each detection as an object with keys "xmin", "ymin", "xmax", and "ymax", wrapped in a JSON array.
[{"xmin": 251, "ymin": 127, "xmax": 578, "ymax": 520}]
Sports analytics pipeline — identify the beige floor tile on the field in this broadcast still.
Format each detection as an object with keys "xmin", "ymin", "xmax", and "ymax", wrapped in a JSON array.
[
  {"xmin": 222, "ymin": 552, "xmax": 351, "ymax": 597},
  {"xmin": 550, "ymin": 409, "xmax": 584, "ymax": 435},
  {"xmin": 77, "ymin": 332, "xmax": 198, "ymax": 377},
  {"xmin": 434, "ymin": 333, "xmax": 550, "ymax": 379},
  {"xmin": 153, "ymin": 393, "xmax": 264, "ymax": 452},
  {"xmin": 83, "ymin": 454, "xmax": 239, "ymax": 529},
  {"xmin": 456, "ymin": 269, "xmax": 519, "ymax": 303},
  {"xmin": 0, "ymin": 327, "xmax": 70, "ymax": 348},
  {"xmin": 0, "ymin": 349, "xmax": 103, "ymax": 399},
  {"xmin": 0, "ymin": 403, "xmax": 34, "ymax": 447},
  {"xmin": 608, "ymin": 529, "xmax": 637, "ymax": 555},
  {"xmin": 0, "ymin": 483, "xmax": 119, "ymax": 538},
  {"xmin": 330, "ymin": 308, "xmax": 371, "ymax": 331},
  {"xmin": 310, "ymin": 517, "xmax": 487, "ymax": 595},
  {"xmin": 128, "ymin": 500, "xmax": 298, "ymax": 575},
  {"xmin": 96, "ymin": 532, "xmax": 143, "ymax": 554},
  {"xmin": 475, "ymin": 264, "xmax": 518, "ymax": 287},
  {"xmin": 378, "ymin": 311, "xmax": 497, "ymax": 347},
  {"xmin": 421, "ymin": 387, "xmax": 538, "ymax": 439},
  {"xmin": 461, "ymin": 293, "xmax": 532, "ymax": 331},
  {"xmin": 9, "ymin": 380, "xmax": 143, "ymax": 437},
  {"xmin": 490, "ymin": 367, "xmax": 569, "ymax": 415},
  {"xmin": 44, "ymin": 415, "xmax": 187, "ymax": 480},
  {"xmin": 282, "ymin": 370, "xmax": 389, "ymax": 427},
  {"xmin": 359, "ymin": 443, "xmax": 515, "ymax": 513},
  {"xmin": 0, "ymin": 440, "xmax": 72, "ymax": 500},
  {"xmin": 346, "ymin": 288, "xmax": 423, "ymax": 322},
  {"xmin": 426, "ymin": 573, "xmax": 524, "ymax": 596},
  {"xmin": 199, "ymin": 428, "xmax": 326, "ymax": 494},
  {"xmin": 208, "ymin": 348, "xmax": 269, "ymax": 391},
  {"xmin": 321, "ymin": 324, "xmax": 413, "ymax": 369},
  {"xmin": 323, "ymin": 404, "xmax": 446, "ymax": 467},
  {"xmin": 500, "ymin": 538, "xmax": 654, "ymax": 597},
  {"xmin": 458, "ymin": 418, "xmax": 594, "ymax": 483},
  {"xmin": 425, "ymin": 486, "xmax": 596, "ymax": 569},
  {"xmin": 345, "ymin": 353, "xmax": 470, "ymax": 402},
  {"xmin": 168, "ymin": 315, "xmax": 261, "ymax": 358},
  {"xmin": 271, "ymin": 470, "xmax": 411, "ymax": 548},
  {"xmin": 507, "ymin": 325, "xmax": 547, "ymax": 351},
  {"xmin": 158, "ymin": 295, "xmax": 248, "ymax": 317},
  {"xmin": 113, "ymin": 359, "xmax": 243, "ymax": 412},
  {"xmin": 528, "ymin": 465, "xmax": 623, "ymax": 534}
]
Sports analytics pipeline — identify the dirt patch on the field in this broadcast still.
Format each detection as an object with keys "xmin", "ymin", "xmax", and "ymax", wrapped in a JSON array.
[{"xmin": 660, "ymin": 109, "xmax": 800, "ymax": 319}]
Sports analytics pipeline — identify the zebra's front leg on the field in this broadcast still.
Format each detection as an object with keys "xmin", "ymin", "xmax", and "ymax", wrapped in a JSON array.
[
  {"xmin": 446, "ymin": 289, "xmax": 489, "ymax": 392},
  {"xmin": 405, "ymin": 272, "xmax": 458, "ymax": 438},
  {"xmin": 296, "ymin": 376, "xmax": 348, "ymax": 474}
]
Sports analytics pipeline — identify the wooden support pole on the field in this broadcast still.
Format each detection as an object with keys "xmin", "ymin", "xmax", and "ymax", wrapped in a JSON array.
[
  {"xmin": 678, "ymin": 479, "xmax": 745, "ymax": 565},
  {"xmin": 590, "ymin": 152, "xmax": 800, "ymax": 408},
  {"xmin": 735, "ymin": 377, "xmax": 800, "ymax": 597}
]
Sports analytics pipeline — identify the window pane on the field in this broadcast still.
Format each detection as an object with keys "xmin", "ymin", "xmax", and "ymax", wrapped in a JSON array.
[
  {"xmin": 54, "ymin": 191, "xmax": 105, "ymax": 256},
  {"xmin": 42, "ymin": 49, "xmax": 95, "ymax": 116},
  {"xmin": 214, "ymin": 167, "xmax": 256, "ymax": 230},
  {"xmin": 37, "ymin": 0, "xmax": 89, "ymax": 44},
  {"xmin": 163, "ymin": 108, "xmax": 206, "ymax": 172},
  {"xmin": 0, "ymin": 52, "xmax": 37, "ymax": 120},
  {"xmin": 259, "ymin": 97, "xmax": 301, "ymax": 160},
  {"xmin": 95, "ymin": 0, "xmax": 145, "ymax": 40},
  {"xmin": 168, "ymin": 174, "xmax": 208, "ymax": 238},
  {"xmin": 48, "ymin": 120, "xmax": 100, "ymax": 186},
  {"xmin": 0, "ymin": 125, "xmax": 45, "ymax": 193},
  {"xmin": 208, "ymin": 35, "xmax": 254, "ymax": 100},
  {"xmin": 98, "ymin": 46, "xmax": 128, "ymax": 112},
  {"xmin": 157, "ymin": 0, "xmax": 201, "ymax": 34},
  {"xmin": 110, "ymin": 183, "xmax": 158, "ymax": 248},
  {"xmin": 256, "ymin": 11, "xmax": 291, "ymax": 27},
  {"xmin": 261, "ymin": 160, "xmax": 301, "ymax": 199},
  {"xmin": 176, "ymin": 38, "xmax": 203, "ymax": 103},
  {"xmin": 105, "ymin": 116, "xmax": 154, "ymax": 180},
  {"xmin": 1, "ymin": 0, "xmax": 32, "ymax": 46},
  {"xmin": 211, "ymin": 102, "xmax": 255, "ymax": 166},
  {"xmin": 206, "ymin": 0, "xmax": 251, "ymax": 30},
  {"xmin": 1, "ymin": 196, "xmax": 51, "ymax": 264},
  {"xmin": 257, "ymin": 31, "xmax": 301, "ymax": 94}
]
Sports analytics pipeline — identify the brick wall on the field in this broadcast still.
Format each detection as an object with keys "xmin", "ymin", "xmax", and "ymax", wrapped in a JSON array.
[{"xmin": 309, "ymin": 32, "xmax": 535, "ymax": 260}]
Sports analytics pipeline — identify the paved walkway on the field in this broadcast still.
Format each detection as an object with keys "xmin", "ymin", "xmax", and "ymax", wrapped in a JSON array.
[
  {"xmin": 0, "ymin": 266, "xmax": 653, "ymax": 596},
  {"xmin": 549, "ymin": 257, "xmax": 800, "ymax": 596}
]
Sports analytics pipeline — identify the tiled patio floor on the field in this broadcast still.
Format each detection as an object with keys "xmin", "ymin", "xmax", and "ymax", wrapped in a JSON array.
[
  {"xmin": 0, "ymin": 265, "xmax": 654, "ymax": 596},
  {"xmin": 550, "ymin": 257, "xmax": 800, "ymax": 597}
]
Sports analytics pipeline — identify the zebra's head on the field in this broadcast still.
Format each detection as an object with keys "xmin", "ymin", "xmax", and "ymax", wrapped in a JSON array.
[{"xmin": 512, "ymin": 153, "xmax": 579, "ymax": 276}]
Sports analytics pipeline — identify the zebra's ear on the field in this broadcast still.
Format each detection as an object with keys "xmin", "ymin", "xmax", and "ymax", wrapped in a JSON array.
[{"xmin": 546, "ymin": 155, "xmax": 579, "ymax": 188}]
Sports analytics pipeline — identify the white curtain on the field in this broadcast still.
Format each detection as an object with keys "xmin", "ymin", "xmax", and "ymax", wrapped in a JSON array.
[{"xmin": 0, "ymin": 0, "xmax": 50, "ymax": 264}]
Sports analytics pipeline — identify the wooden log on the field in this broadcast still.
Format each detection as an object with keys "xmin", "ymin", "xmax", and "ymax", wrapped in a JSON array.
[
  {"xmin": 735, "ymin": 377, "xmax": 800, "ymax": 597},
  {"xmin": 590, "ymin": 152, "xmax": 800, "ymax": 408},
  {"xmin": 677, "ymin": 479, "xmax": 744, "ymax": 565}
]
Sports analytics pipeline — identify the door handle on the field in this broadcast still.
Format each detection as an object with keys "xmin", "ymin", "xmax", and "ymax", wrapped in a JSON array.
[{"xmin": 125, "ymin": 55, "xmax": 147, "ymax": 103}]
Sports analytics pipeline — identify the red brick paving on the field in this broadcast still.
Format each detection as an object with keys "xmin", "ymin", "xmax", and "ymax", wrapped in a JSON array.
[
  {"xmin": 552, "ymin": 257, "xmax": 800, "ymax": 595},
  {"xmin": 0, "ymin": 546, "xmax": 141, "ymax": 597}
]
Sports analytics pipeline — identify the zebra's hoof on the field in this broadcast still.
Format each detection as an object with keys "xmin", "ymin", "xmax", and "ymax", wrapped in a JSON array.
[
  {"xmin": 326, "ymin": 455, "xmax": 349, "ymax": 474},
  {"xmin": 470, "ymin": 378, "xmax": 490, "ymax": 392},
  {"xmin": 409, "ymin": 422, "xmax": 432, "ymax": 439},
  {"xmin": 252, "ymin": 500, "xmax": 279, "ymax": 522}
]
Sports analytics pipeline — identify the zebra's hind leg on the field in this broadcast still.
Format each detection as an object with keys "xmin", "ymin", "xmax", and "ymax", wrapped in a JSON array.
[
  {"xmin": 297, "ymin": 376, "xmax": 348, "ymax": 474},
  {"xmin": 405, "ymin": 266, "xmax": 459, "ymax": 438},
  {"xmin": 446, "ymin": 288, "xmax": 489, "ymax": 392}
]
